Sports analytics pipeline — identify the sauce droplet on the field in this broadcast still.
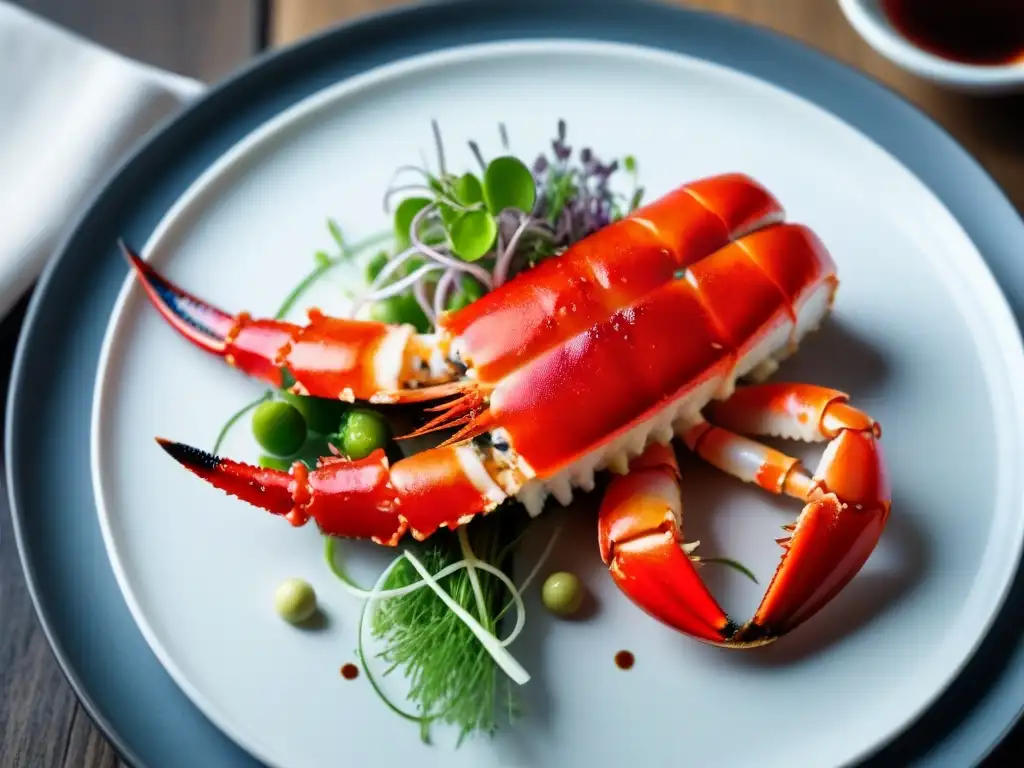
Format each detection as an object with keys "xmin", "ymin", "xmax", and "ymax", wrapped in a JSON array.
[
  {"xmin": 340, "ymin": 663, "xmax": 359, "ymax": 680},
  {"xmin": 614, "ymin": 650, "xmax": 635, "ymax": 670}
]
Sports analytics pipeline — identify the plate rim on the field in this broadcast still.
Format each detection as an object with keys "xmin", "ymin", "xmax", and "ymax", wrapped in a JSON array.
[
  {"xmin": 8, "ymin": 1, "xmax": 1024, "ymax": 767},
  {"xmin": 90, "ymin": 36, "xmax": 1024, "ymax": 768}
]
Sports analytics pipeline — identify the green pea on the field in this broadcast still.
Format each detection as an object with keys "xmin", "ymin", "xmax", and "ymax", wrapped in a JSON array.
[
  {"xmin": 341, "ymin": 408, "xmax": 390, "ymax": 460},
  {"xmin": 274, "ymin": 577, "xmax": 317, "ymax": 624},
  {"xmin": 365, "ymin": 251, "xmax": 389, "ymax": 283},
  {"xmin": 258, "ymin": 454, "xmax": 294, "ymax": 471},
  {"xmin": 281, "ymin": 391, "xmax": 348, "ymax": 435},
  {"xmin": 252, "ymin": 400, "xmax": 307, "ymax": 457},
  {"xmin": 369, "ymin": 293, "xmax": 430, "ymax": 333},
  {"xmin": 445, "ymin": 274, "xmax": 486, "ymax": 312},
  {"xmin": 541, "ymin": 571, "xmax": 583, "ymax": 616}
]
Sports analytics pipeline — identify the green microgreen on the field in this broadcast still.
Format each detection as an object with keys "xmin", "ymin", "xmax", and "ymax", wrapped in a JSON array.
[
  {"xmin": 702, "ymin": 557, "xmax": 759, "ymax": 584},
  {"xmin": 394, "ymin": 197, "xmax": 432, "ymax": 248},
  {"xmin": 453, "ymin": 173, "xmax": 484, "ymax": 207},
  {"xmin": 482, "ymin": 156, "xmax": 536, "ymax": 215},
  {"xmin": 449, "ymin": 209, "xmax": 497, "ymax": 261}
]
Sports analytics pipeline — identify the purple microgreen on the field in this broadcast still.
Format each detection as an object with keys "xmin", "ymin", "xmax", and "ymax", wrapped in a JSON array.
[
  {"xmin": 383, "ymin": 183, "xmax": 437, "ymax": 211},
  {"xmin": 493, "ymin": 215, "xmax": 532, "ymax": 287}
]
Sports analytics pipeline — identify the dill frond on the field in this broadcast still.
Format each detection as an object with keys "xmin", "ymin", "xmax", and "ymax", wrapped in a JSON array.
[{"xmin": 369, "ymin": 508, "xmax": 527, "ymax": 745}]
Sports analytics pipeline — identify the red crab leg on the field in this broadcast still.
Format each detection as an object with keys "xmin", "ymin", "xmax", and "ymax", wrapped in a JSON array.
[
  {"xmin": 155, "ymin": 437, "xmax": 519, "ymax": 546},
  {"xmin": 440, "ymin": 173, "xmax": 784, "ymax": 385},
  {"xmin": 121, "ymin": 242, "xmax": 461, "ymax": 403},
  {"xmin": 597, "ymin": 443, "xmax": 732, "ymax": 643},
  {"xmin": 598, "ymin": 383, "xmax": 890, "ymax": 647}
]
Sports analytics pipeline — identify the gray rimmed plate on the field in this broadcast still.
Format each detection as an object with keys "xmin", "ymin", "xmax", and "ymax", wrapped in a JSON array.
[{"xmin": 9, "ymin": 2, "xmax": 1024, "ymax": 767}]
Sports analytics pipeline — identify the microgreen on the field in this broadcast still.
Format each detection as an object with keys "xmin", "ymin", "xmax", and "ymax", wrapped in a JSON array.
[
  {"xmin": 366, "ymin": 512, "xmax": 527, "ymax": 745},
  {"xmin": 450, "ymin": 210, "xmax": 497, "ymax": 262},
  {"xmin": 394, "ymin": 197, "xmax": 432, "ymax": 248},
  {"xmin": 327, "ymin": 217, "xmax": 346, "ymax": 250},
  {"xmin": 702, "ymin": 556, "xmax": 759, "ymax": 584},
  {"xmin": 453, "ymin": 173, "xmax": 484, "ymax": 206},
  {"xmin": 482, "ymin": 156, "xmax": 536, "ymax": 215}
]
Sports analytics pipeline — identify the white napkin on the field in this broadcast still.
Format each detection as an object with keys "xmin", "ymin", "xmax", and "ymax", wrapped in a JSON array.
[{"xmin": 0, "ymin": 2, "xmax": 206, "ymax": 319}]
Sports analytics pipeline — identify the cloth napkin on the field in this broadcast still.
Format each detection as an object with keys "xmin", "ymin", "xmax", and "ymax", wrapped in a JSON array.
[{"xmin": 0, "ymin": 2, "xmax": 205, "ymax": 320}]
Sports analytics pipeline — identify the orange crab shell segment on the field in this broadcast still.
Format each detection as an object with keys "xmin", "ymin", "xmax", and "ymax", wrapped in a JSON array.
[
  {"xmin": 488, "ymin": 278, "xmax": 732, "ymax": 477},
  {"xmin": 484, "ymin": 220, "xmax": 836, "ymax": 479},
  {"xmin": 438, "ymin": 173, "xmax": 784, "ymax": 386},
  {"xmin": 750, "ymin": 433, "xmax": 890, "ymax": 635},
  {"xmin": 597, "ymin": 443, "xmax": 731, "ymax": 644},
  {"xmin": 388, "ymin": 445, "xmax": 505, "ymax": 540},
  {"xmin": 302, "ymin": 450, "xmax": 405, "ymax": 542},
  {"xmin": 735, "ymin": 224, "xmax": 837, "ymax": 312},
  {"xmin": 630, "ymin": 172, "xmax": 784, "ymax": 257},
  {"xmin": 437, "ymin": 219, "xmax": 677, "ymax": 385},
  {"xmin": 685, "ymin": 238, "xmax": 795, "ymax": 369}
]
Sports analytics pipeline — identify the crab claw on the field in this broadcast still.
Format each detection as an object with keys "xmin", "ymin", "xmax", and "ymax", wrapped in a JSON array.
[
  {"xmin": 598, "ymin": 383, "xmax": 891, "ymax": 648},
  {"xmin": 155, "ymin": 435, "xmax": 514, "ymax": 546},
  {"xmin": 121, "ymin": 241, "xmax": 465, "ymax": 402},
  {"xmin": 598, "ymin": 443, "xmax": 734, "ymax": 644}
]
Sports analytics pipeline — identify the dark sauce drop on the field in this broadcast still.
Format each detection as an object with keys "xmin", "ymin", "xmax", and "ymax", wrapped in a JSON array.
[
  {"xmin": 880, "ymin": 0, "xmax": 1024, "ymax": 66},
  {"xmin": 340, "ymin": 663, "xmax": 359, "ymax": 680},
  {"xmin": 614, "ymin": 650, "xmax": 635, "ymax": 670}
]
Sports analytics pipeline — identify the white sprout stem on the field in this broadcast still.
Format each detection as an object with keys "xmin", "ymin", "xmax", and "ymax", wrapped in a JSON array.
[
  {"xmin": 367, "ymin": 245, "xmax": 422, "ymax": 292},
  {"xmin": 432, "ymin": 268, "xmax": 457, "ymax": 320},
  {"xmin": 403, "ymin": 550, "xmax": 530, "ymax": 684},
  {"xmin": 410, "ymin": 204, "xmax": 494, "ymax": 290},
  {"xmin": 412, "ymin": 277, "xmax": 436, "ymax": 327},
  {"xmin": 515, "ymin": 525, "xmax": 563, "ymax": 595},
  {"xmin": 366, "ymin": 263, "xmax": 445, "ymax": 302},
  {"xmin": 458, "ymin": 527, "xmax": 489, "ymax": 625},
  {"xmin": 382, "ymin": 165, "xmax": 436, "ymax": 210},
  {"xmin": 346, "ymin": 247, "xmax": 427, "ymax": 318},
  {"xmin": 382, "ymin": 183, "xmax": 436, "ymax": 210},
  {"xmin": 494, "ymin": 214, "xmax": 532, "ymax": 288},
  {"xmin": 329, "ymin": 547, "xmax": 527, "ymax": 650}
]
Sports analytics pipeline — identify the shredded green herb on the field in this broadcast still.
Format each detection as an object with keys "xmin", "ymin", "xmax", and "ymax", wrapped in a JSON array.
[
  {"xmin": 367, "ymin": 511, "xmax": 527, "ymax": 745},
  {"xmin": 275, "ymin": 225, "xmax": 391, "ymax": 320},
  {"xmin": 701, "ymin": 557, "xmax": 760, "ymax": 584},
  {"xmin": 211, "ymin": 391, "xmax": 272, "ymax": 454}
]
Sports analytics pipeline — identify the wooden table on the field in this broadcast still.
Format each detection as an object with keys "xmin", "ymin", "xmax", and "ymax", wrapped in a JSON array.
[{"xmin": 2, "ymin": 1, "xmax": 1022, "ymax": 766}]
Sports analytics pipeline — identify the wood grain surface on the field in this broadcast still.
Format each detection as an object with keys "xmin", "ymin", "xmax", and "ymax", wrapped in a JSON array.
[
  {"xmin": 2, "ymin": 1, "xmax": 1021, "ymax": 766},
  {"xmin": 0, "ymin": 5, "xmax": 257, "ymax": 768}
]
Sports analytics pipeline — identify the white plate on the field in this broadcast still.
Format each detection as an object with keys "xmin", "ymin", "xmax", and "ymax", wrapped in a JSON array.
[{"xmin": 90, "ymin": 41, "xmax": 1024, "ymax": 768}]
